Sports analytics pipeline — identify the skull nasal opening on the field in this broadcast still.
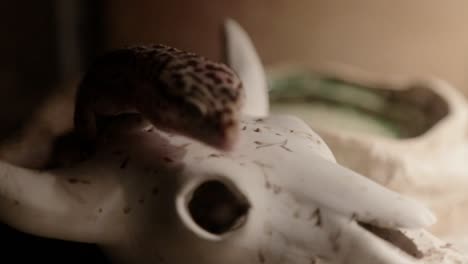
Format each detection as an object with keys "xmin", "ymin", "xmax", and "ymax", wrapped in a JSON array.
[{"xmin": 187, "ymin": 180, "xmax": 250, "ymax": 235}]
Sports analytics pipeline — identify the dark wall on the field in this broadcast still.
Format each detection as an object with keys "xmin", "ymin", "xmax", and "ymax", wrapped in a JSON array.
[
  {"xmin": 0, "ymin": 1, "xmax": 108, "ymax": 262},
  {"xmin": 0, "ymin": 1, "xmax": 58, "ymax": 138},
  {"xmin": 0, "ymin": 1, "xmax": 106, "ymax": 140}
]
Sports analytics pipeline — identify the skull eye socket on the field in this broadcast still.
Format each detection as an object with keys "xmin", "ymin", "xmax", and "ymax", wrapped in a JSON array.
[{"xmin": 187, "ymin": 180, "xmax": 250, "ymax": 235}]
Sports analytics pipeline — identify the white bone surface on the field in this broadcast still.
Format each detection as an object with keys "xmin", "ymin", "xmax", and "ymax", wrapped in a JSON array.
[
  {"xmin": 267, "ymin": 63, "xmax": 468, "ymax": 253},
  {"xmin": 0, "ymin": 114, "xmax": 464, "ymax": 263}
]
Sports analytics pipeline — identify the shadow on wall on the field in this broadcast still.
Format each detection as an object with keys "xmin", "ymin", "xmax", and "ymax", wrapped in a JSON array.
[
  {"xmin": 0, "ymin": 0, "xmax": 105, "ymax": 140},
  {"xmin": 0, "ymin": 1, "xmax": 108, "ymax": 262}
]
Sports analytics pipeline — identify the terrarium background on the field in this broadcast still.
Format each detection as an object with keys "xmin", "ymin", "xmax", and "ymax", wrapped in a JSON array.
[{"xmin": 1, "ymin": 0, "xmax": 468, "ymax": 262}]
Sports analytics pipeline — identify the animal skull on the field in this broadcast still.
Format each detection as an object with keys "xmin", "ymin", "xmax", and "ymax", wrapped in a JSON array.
[
  {"xmin": 0, "ymin": 19, "xmax": 465, "ymax": 264},
  {"xmin": 267, "ymin": 62, "xmax": 468, "ymax": 250}
]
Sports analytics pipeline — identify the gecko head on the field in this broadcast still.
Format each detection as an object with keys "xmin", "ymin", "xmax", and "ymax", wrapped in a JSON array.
[
  {"xmin": 143, "ymin": 54, "xmax": 245, "ymax": 151},
  {"xmin": 167, "ymin": 95, "xmax": 242, "ymax": 151}
]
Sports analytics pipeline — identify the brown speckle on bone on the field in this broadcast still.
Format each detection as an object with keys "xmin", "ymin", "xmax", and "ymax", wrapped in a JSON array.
[
  {"xmin": 120, "ymin": 156, "xmax": 130, "ymax": 169},
  {"xmin": 163, "ymin": 156, "xmax": 173, "ymax": 163},
  {"xmin": 310, "ymin": 208, "xmax": 322, "ymax": 227},
  {"xmin": 152, "ymin": 186, "xmax": 160, "ymax": 196},
  {"xmin": 74, "ymin": 44, "xmax": 244, "ymax": 151},
  {"xmin": 67, "ymin": 178, "xmax": 91, "ymax": 185},
  {"xmin": 258, "ymin": 250, "xmax": 266, "ymax": 263},
  {"xmin": 280, "ymin": 139, "xmax": 292, "ymax": 152}
]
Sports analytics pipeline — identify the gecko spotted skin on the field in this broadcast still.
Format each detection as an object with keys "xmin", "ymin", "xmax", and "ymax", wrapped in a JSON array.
[{"xmin": 74, "ymin": 44, "xmax": 244, "ymax": 151}]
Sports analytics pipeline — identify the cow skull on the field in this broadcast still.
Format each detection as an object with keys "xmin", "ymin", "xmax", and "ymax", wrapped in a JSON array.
[{"xmin": 0, "ymin": 19, "xmax": 464, "ymax": 264}]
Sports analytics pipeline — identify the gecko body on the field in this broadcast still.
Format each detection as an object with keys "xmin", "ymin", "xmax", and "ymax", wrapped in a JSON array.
[{"xmin": 74, "ymin": 44, "xmax": 244, "ymax": 150}]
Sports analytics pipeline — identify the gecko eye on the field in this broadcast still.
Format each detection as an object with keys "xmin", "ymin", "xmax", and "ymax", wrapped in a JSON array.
[{"xmin": 177, "ymin": 178, "xmax": 250, "ymax": 240}]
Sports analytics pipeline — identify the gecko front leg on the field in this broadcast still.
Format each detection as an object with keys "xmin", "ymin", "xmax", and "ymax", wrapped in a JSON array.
[{"xmin": 74, "ymin": 44, "xmax": 244, "ymax": 151}]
